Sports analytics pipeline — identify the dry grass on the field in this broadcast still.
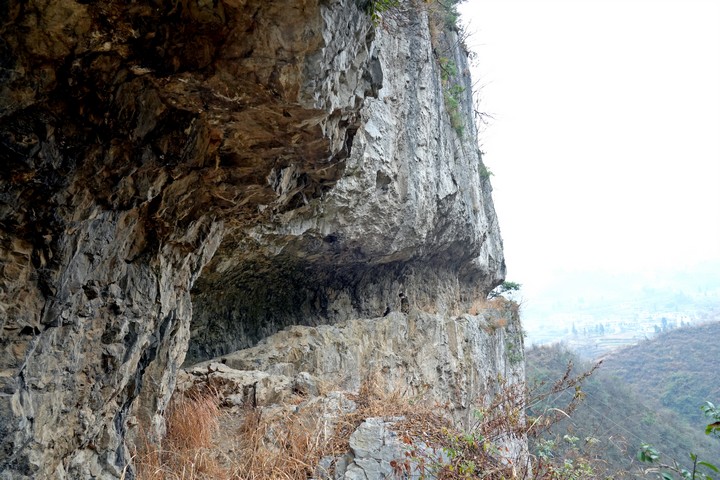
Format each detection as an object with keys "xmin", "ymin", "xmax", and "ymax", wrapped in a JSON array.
[
  {"xmin": 130, "ymin": 367, "xmax": 537, "ymax": 480},
  {"xmin": 338, "ymin": 374, "xmax": 451, "ymax": 448},
  {"xmin": 231, "ymin": 406, "xmax": 331, "ymax": 479},
  {"xmin": 131, "ymin": 374, "xmax": 454, "ymax": 480},
  {"xmin": 467, "ymin": 296, "xmax": 518, "ymax": 322},
  {"xmin": 133, "ymin": 394, "xmax": 330, "ymax": 480},
  {"xmin": 133, "ymin": 392, "xmax": 228, "ymax": 480},
  {"xmin": 468, "ymin": 297, "xmax": 490, "ymax": 316}
]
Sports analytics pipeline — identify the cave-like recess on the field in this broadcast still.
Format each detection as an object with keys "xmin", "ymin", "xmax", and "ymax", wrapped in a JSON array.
[{"xmin": 0, "ymin": 0, "xmax": 504, "ymax": 477}]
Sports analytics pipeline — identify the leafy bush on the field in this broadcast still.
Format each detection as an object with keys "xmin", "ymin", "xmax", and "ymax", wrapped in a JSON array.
[
  {"xmin": 366, "ymin": 0, "xmax": 401, "ymax": 24},
  {"xmin": 436, "ymin": 56, "xmax": 466, "ymax": 136},
  {"xmin": 634, "ymin": 402, "xmax": 719, "ymax": 480},
  {"xmin": 489, "ymin": 281, "xmax": 521, "ymax": 299},
  {"xmin": 701, "ymin": 401, "xmax": 720, "ymax": 438}
]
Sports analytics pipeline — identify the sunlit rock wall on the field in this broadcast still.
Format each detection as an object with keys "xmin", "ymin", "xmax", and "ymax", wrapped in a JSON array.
[
  {"xmin": 188, "ymin": 6, "xmax": 504, "ymax": 363},
  {"xmin": 0, "ymin": 0, "xmax": 506, "ymax": 478}
]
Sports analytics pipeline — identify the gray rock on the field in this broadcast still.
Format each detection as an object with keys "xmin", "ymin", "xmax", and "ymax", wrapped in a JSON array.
[
  {"xmin": 294, "ymin": 371, "xmax": 321, "ymax": 397},
  {"xmin": 186, "ymin": 9, "xmax": 504, "ymax": 365},
  {"xmin": 0, "ymin": 1, "xmax": 514, "ymax": 478},
  {"xmin": 349, "ymin": 417, "xmax": 392, "ymax": 459},
  {"xmin": 315, "ymin": 455, "xmax": 336, "ymax": 480},
  {"xmin": 201, "ymin": 307, "xmax": 525, "ymax": 435},
  {"xmin": 334, "ymin": 453, "xmax": 355, "ymax": 479},
  {"xmin": 341, "ymin": 417, "xmax": 439, "ymax": 480}
]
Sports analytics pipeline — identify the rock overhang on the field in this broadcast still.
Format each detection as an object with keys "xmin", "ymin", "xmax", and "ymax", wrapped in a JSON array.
[{"xmin": 0, "ymin": 0, "xmax": 506, "ymax": 477}]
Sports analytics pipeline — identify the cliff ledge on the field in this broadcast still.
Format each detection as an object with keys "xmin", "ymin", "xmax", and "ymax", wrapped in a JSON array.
[{"xmin": 0, "ymin": 0, "xmax": 514, "ymax": 478}]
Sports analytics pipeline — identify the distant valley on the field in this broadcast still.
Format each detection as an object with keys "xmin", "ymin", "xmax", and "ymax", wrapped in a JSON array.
[
  {"xmin": 526, "ymin": 321, "xmax": 720, "ymax": 477},
  {"xmin": 521, "ymin": 262, "xmax": 720, "ymax": 358}
]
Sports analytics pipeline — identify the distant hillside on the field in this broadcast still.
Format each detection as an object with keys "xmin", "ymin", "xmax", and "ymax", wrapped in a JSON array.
[
  {"xmin": 527, "ymin": 339, "xmax": 719, "ymax": 477},
  {"xmin": 522, "ymin": 264, "xmax": 720, "ymax": 354},
  {"xmin": 602, "ymin": 321, "xmax": 720, "ymax": 426}
]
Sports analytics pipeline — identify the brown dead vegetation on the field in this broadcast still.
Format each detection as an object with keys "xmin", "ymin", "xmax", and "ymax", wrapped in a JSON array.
[{"xmin": 130, "ymin": 369, "xmax": 545, "ymax": 479}]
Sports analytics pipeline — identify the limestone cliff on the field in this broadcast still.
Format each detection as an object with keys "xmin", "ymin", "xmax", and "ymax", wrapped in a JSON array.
[{"xmin": 0, "ymin": 0, "xmax": 511, "ymax": 478}]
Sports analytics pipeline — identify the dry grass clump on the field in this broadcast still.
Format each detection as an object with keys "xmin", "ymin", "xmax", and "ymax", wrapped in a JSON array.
[
  {"xmin": 468, "ymin": 297, "xmax": 491, "ymax": 316},
  {"xmin": 335, "ymin": 374, "xmax": 451, "ymax": 451},
  {"xmin": 133, "ymin": 390, "xmax": 330, "ymax": 480},
  {"xmin": 166, "ymin": 393, "xmax": 221, "ymax": 451},
  {"xmin": 131, "ymin": 370, "xmax": 538, "ymax": 480},
  {"xmin": 231, "ymin": 406, "xmax": 331, "ymax": 479},
  {"xmin": 133, "ymin": 391, "xmax": 228, "ymax": 480},
  {"xmin": 467, "ymin": 296, "xmax": 519, "ymax": 321}
]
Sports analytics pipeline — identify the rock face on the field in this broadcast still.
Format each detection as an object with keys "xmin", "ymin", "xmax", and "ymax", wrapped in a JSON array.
[
  {"xmin": 181, "ymin": 304, "xmax": 526, "ymax": 475},
  {"xmin": 194, "ymin": 308, "xmax": 524, "ymax": 427},
  {"xmin": 340, "ymin": 417, "xmax": 435, "ymax": 479},
  {"xmin": 0, "ymin": 0, "xmax": 508, "ymax": 478},
  {"xmin": 188, "ymin": 4, "xmax": 505, "ymax": 363}
]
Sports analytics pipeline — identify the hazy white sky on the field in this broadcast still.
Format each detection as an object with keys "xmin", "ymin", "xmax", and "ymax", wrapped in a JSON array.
[{"xmin": 460, "ymin": 0, "xmax": 720, "ymax": 295}]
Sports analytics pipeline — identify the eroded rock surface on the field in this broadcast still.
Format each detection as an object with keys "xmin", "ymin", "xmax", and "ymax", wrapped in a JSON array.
[
  {"xmin": 1, "ymin": 0, "xmax": 507, "ymax": 478},
  {"xmin": 180, "ymin": 301, "xmax": 526, "ymax": 477},
  {"xmin": 188, "ymin": 5, "xmax": 504, "ymax": 363},
  {"xmin": 194, "ymin": 308, "xmax": 524, "ymax": 424}
]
